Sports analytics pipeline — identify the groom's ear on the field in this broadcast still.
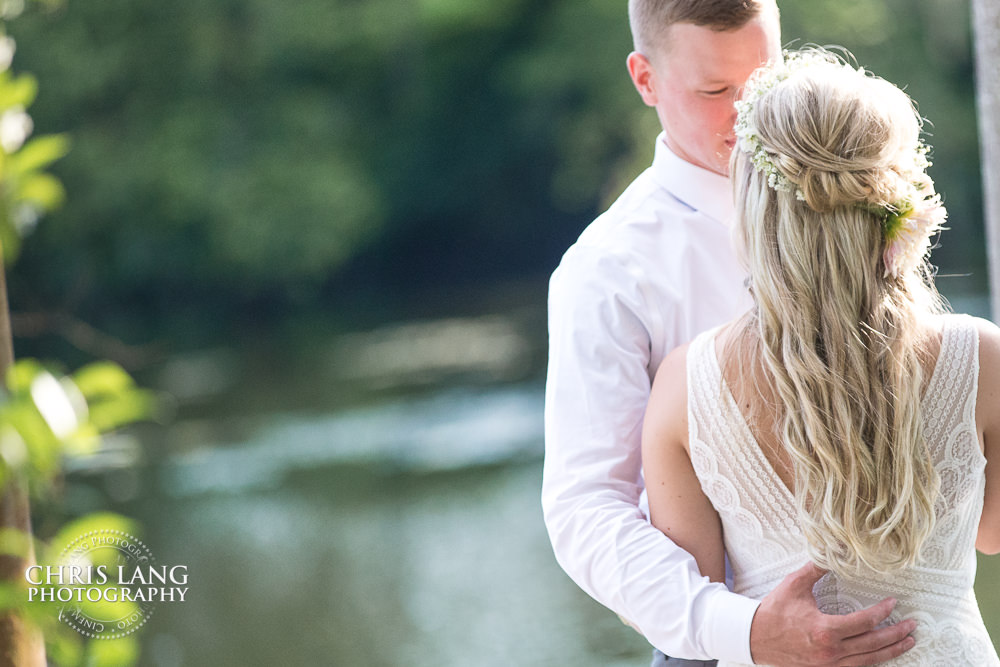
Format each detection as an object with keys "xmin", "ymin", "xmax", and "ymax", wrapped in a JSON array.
[{"xmin": 627, "ymin": 51, "xmax": 658, "ymax": 107}]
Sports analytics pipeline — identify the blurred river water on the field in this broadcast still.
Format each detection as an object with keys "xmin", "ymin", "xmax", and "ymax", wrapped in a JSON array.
[
  {"xmin": 97, "ymin": 298, "xmax": 653, "ymax": 666},
  {"xmin": 138, "ymin": 385, "xmax": 649, "ymax": 666},
  {"xmin": 66, "ymin": 288, "xmax": 1000, "ymax": 666}
]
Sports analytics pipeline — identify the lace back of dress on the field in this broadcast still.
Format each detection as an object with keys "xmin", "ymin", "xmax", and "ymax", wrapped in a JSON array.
[{"xmin": 685, "ymin": 315, "xmax": 999, "ymax": 666}]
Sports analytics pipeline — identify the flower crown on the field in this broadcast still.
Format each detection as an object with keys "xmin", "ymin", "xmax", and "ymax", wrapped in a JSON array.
[{"xmin": 734, "ymin": 50, "xmax": 946, "ymax": 279}]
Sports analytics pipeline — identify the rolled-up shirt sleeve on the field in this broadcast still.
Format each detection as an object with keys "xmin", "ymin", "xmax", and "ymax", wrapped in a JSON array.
[{"xmin": 541, "ymin": 245, "xmax": 759, "ymax": 663}]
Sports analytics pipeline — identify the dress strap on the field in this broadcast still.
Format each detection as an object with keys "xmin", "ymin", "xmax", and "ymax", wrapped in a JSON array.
[{"xmin": 922, "ymin": 314, "xmax": 979, "ymax": 445}]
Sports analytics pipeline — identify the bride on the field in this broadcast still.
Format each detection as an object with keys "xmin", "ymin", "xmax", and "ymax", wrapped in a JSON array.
[{"xmin": 642, "ymin": 48, "xmax": 1000, "ymax": 666}]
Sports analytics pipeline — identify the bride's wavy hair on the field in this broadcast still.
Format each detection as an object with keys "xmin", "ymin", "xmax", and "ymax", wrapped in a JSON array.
[{"xmin": 730, "ymin": 50, "xmax": 945, "ymax": 576}]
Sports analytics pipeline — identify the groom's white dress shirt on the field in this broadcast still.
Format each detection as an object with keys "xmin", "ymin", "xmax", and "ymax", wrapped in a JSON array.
[{"xmin": 543, "ymin": 134, "xmax": 758, "ymax": 663}]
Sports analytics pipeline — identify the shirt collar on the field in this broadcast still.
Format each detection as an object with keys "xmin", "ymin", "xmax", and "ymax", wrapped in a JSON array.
[{"xmin": 650, "ymin": 132, "xmax": 735, "ymax": 226}]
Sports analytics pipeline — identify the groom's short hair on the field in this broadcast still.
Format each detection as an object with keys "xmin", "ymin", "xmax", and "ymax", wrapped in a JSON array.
[{"xmin": 628, "ymin": 0, "xmax": 775, "ymax": 56}]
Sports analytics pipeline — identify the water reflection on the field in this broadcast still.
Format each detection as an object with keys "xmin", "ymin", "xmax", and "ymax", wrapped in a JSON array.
[
  {"xmin": 162, "ymin": 385, "xmax": 546, "ymax": 496},
  {"xmin": 330, "ymin": 315, "xmax": 536, "ymax": 387},
  {"xmin": 89, "ymin": 297, "xmax": 1000, "ymax": 665},
  {"xmin": 116, "ymin": 308, "xmax": 648, "ymax": 665},
  {"xmin": 140, "ymin": 453, "xmax": 648, "ymax": 665}
]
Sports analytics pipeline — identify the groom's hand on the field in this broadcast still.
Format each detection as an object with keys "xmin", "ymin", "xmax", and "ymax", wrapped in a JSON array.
[{"xmin": 749, "ymin": 562, "xmax": 916, "ymax": 666}]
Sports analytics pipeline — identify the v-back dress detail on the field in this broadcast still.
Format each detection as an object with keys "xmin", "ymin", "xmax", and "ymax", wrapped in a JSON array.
[{"xmin": 686, "ymin": 314, "xmax": 999, "ymax": 666}]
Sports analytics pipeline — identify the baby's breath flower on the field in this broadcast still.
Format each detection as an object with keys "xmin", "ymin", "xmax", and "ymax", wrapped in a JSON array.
[
  {"xmin": 735, "ymin": 50, "xmax": 945, "ymax": 280},
  {"xmin": 735, "ymin": 50, "xmax": 840, "ymax": 200}
]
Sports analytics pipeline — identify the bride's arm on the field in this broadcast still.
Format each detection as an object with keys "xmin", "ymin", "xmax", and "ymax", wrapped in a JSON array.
[
  {"xmin": 642, "ymin": 343, "xmax": 726, "ymax": 583},
  {"xmin": 976, "ymin": 318, "xmax": 1000, "ymax": 554}
]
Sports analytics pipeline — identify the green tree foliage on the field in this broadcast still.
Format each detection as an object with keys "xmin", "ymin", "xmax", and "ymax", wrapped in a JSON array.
[
  {"xmin": 5, "ymin": 0, "xmax": 647, "ymax": 317},
  {"xmin": 2, "ymin": 0, "xmax": 984, "ymax": 343},
  {"xmin": 0, "ymin": 34, "xmax": 69, "ymax": 265},
  {"xmin": 0, "ymin": 8, "xmax": 154, "ymax": 664},
  {"xmin": 1, "ymin": 360, "xmax": 154, "ymax": 493},
  {"xmin": 9, "ymin": 513, "xmax": 147, "ymax": 666}
]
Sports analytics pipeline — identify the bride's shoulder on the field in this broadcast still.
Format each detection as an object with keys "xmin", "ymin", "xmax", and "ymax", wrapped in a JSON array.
[
  {"xmin": 971, "ymin": 316, "xmax": 1000, "ymax": 444},
  {"xmin": 651, "ymin": 325, "xmax": 727, "ymax": 388},
  {"xmin": 936, "ymin": 313, "xmax": 1000, "ymax": 349},
  {"xmin": 969, "ymin": 315, "xmax": 1000, "ymax": 364},
  {"xmin": 921, "ymin": 312, "xmax": 996, "ymax": 341},
  {"xmin": 651, "ymin": 341, "xmax": 690, "ymax": 392},
  {"xmin": 945, "ymin": 315, "xmax": 1000, "ymax": 399},
  {"xmin": 645, "ymin": 342, "xmax": 691, "ymax": 451}
]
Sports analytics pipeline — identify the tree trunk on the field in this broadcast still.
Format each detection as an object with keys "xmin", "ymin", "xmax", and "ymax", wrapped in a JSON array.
[
  {"xmin": 973, "ymin": 0, "xmax": 1000, "ymax": 319},
  {"xmin": 0, "ymin": 256, "xmax": 44, "ymax": 665}
]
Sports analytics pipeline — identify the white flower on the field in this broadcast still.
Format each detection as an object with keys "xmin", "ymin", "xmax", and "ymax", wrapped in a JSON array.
[
  {"xmin": 737, "ymin": 49, "xmax": 946, "ymax": 280},
  {"xmin": 0, "ymin": 36, "xmax": 15, "ymax": 73},
  {"xmin": 31, "ymin": 371, "xmax": 87, "ymax": 439},
  {"xmin": 0, "ymin": 0, "xmax": 25, "ymax": 21},
  {"xmin": 734, "ymin": 50, "xmax": 847, "ymax": 199},
  {"xmin": 0, "ymin": 106, "xmax": 32, "ymax": 153},
  {"xmin": 882, "ymin": 195, "xmax": 947, "ymax": 279}
]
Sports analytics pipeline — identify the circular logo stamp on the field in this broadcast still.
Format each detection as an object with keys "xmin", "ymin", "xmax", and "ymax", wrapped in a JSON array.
[
  {"xmin": 57, "ymin": 529, "xmax": 155, "ymax": 639},
  {"xmin": 25, "ymin": 528, "xmax": 189, "ymax": 639}
]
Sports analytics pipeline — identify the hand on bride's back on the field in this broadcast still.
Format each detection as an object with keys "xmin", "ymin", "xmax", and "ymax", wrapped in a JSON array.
[{"xmin": 749, "ymin": 562, "xmax": 916, "ymax": 667}]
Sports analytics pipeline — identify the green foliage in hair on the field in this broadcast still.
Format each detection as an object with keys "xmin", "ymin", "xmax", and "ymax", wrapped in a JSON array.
[{"xmin": 880, "ymin": 200, "xmax": 915, "ymax": 242}]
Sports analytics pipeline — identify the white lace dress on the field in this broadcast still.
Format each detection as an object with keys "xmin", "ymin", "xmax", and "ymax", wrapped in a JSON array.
[{"xmin": 686, "ymin": 314, "xmax": 999, "ymax": 666}]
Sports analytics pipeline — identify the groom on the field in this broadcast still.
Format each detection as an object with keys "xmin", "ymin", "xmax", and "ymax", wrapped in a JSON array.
[{"xmin": 542, "ymin": 1, "xmax": 917, "ymax": 665}]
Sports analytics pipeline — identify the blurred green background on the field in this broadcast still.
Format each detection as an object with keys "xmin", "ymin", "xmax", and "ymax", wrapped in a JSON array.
[{"xmin": 5, "ymin": 0, "xmax": 997, "ymax": 665}]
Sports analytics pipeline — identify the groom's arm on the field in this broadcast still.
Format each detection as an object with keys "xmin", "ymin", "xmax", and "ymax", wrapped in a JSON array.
[
  {"xmin": 543, "ymin": 247, "xmax": 758, "ymax": 662},
  {"xmin": 543, "ymin": 247, "xmax": 917, "ymax": 665}
]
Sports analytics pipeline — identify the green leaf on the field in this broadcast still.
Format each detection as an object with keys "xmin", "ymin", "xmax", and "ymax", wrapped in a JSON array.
[
  {"xmin": 44, "ymin": 630, "xmax": 84, "ymax": 667},
  {"xmin": 72, "ymin": 363, "xmax": 135, "ymax": 400},
  {"xmin": 10, "ymin": 133, "xmax": 71, "ymax": 175},
  {"xmin": 43, "ymin": 513, "xmax": 141, "ymax": 567},
  {"xmin": 8, "ymin": 405, "xmax": 62, "ymax": 475},
  {"xmin": 0, "ymin": 219, "xmax": 22, "ymax": 264},
  {"xmin": 0, "ymin": 581, "xmax": 23, "ymax": 613},
  {"xmin": 17, "ymin": 172, "xmax": 66, "ymax": 212},
  {"xmin": 86, "ymin": 389, "xmax": 155, "ymax": 432},
  {"xmin": 7, "ymin": 359, "xmax": 45, "ymax": 395},
  {"xmin": 79, "ymin": 594, "xmax": 140, "ymax": 627},
  {"xmin": 86, "ymin": 635, "xmax": 140, "ymax": 667},
  {"xmin": 0, "ymin": 73, "xmax": 38, "ymax": 110},
  {"xmin": 63, "ymin": 422, "xmax": 100, "ymax": 457},
  {"xmin": 0, "ymin": 410, "xmax": 45, "ymax": 465},
  {"xmin": 0, "ymin": 527, "xmax": 33, "ymax": 560}
]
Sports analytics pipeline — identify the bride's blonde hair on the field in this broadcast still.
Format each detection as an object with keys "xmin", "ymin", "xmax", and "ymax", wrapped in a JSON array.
[{"xmin": 730, "ymin": 49, "xmax": 945, "ymax": 576}]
